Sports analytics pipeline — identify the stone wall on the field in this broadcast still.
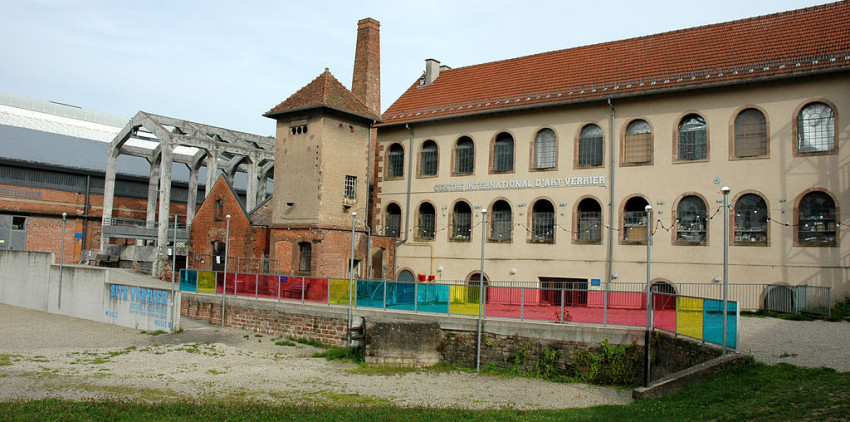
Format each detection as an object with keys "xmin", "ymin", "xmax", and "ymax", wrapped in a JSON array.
[
  {"xmin": 181, "ymin": 292, "xmax": 352, "ymax": 346},
  {"xmin": 651, "ymin": 332, "xmax": 722, "ymax": 379}
]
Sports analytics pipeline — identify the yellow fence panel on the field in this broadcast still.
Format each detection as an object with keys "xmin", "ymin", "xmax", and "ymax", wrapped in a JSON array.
[
  {"xmin": 328, "ymin": 278, "xmax": 354, "ymax": 305},
  {"xmin": 676, "ymin": 296, "xmax": 704, "ymax": 340}
]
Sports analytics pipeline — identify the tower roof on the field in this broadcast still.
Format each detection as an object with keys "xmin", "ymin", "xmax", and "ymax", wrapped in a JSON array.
[{"xmin": 264, "ymin": 69, "xmax": 380, "ymax": 122}]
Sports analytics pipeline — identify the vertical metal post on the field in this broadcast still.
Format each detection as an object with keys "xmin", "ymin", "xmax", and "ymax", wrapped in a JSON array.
[
  {"xmin": 58, "ymin": 213, "xmax": 67, "ymax": 309},
  {"xmin": 644, "ymin": 205, "xmax": 652, "ymax": 387},
  {"xmin": 721, "ymin": 186, "xmax": 731, "ymax": 355},
  {"xmin": 171, "ymin": 214, "xmax": 177, "ymax": 330},
  {"xmin": 476, "ymin": 209, "xmax": 487, "ymax": 372},
  {"xmin": 221, "ymin": 214, "xmax": 230, "ymax": 326},
  {"xmin": 348, "ymin": 212, "xmax": 356, "ymax": 346}
]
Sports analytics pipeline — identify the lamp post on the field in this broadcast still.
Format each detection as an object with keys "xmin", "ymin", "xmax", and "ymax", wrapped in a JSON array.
[
  {"xmin": 644, "ymin": 204, "xmax": 652, "ymax": 386},
  {"xmin": 221, "ymin": 214, "xmax": 231, "ymax": 326},
  {"xmin": 348, "ymin": 211, "xmax": 356, "ymax": 346},
  {"xmin": 476, "ymin": 209, "xmax": 487, "ymax": 372},
  {"xmin": 721, "ymin": 186, "xmax": 731, "ymax": 355},
  {"xmin": 58, "ymin": 212, "xmax": 67, "ymax": 309}
]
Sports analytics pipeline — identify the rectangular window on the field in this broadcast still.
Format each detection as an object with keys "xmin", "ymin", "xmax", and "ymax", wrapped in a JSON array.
[
  {"xmin": 453, "ymin": 212, "xmax": 471, "ymax": 240},
  {"xmin": 417, "ymin": 213, "xmax": 435, "ymax": 239},
  {"xmin": 578, "ymin": 137, "xmax": 603, "ymax": 167},
  {"xmin": 421, "ymin": 149, "xmax": 437, "ymax": 175},
  {"xmin": 577, "ymin": 211, "xmax": 601, "ymax": 242},
  {"xmin": 298, "ymin": 243, "xmax": 312, "ymax": 272},
  {"xmin": 532, "ymin": 212, "xmax": 554, "ymax": 241},
  {"xmin": 344, "ymin": 175, "xmax": 356, "ymax": 200},
  {"xmin": 214, "ymin": 199, "xmax": 225, "ymax": 221},
  {"xmin": 623, "ymin": 210, "xmax": 647, "ymax": 242},
  {"xmin": 624, "ymin": 133, "xmax": 652, "ymax": 164},
  {"xmin": 11, "ymin": 216, "xmax": 26, "ymax": 230},
  {"xmin": 490, "ymin": 211, "xmax": 512, "ymax": 241},
  {"xmin": 493, "ymin": 143, "xmax": 513, "ymax": 172},
  {"xmin": 455, "ymin": 146, "xmax": 474, "ymax": 174}
]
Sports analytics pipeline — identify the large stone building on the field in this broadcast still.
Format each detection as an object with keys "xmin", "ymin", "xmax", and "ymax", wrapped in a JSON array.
[{"xmin": 374, "ymin": 2, "xmax": 850, "ymax": 300}]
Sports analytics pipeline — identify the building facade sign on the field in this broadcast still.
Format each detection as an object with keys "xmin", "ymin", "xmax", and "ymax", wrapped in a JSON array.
[
  {"xmin": 434, "ymin": 175, "xmax": 606, "ymax": 193},
  {"xmin": 0, "ymin": 187, "xmax": 42, "ymax": 199}
]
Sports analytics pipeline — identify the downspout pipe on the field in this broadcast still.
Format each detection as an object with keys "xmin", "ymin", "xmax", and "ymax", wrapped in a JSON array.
[
  {"xmin": 392, "ymin": 124, "xmax": 415, "ymax": 280},
  {"xmin": 605, "ymin": 98, "xmax": 616, "ymax": 325},
  {"xmin": 365, "ymin": 120, "xmax": 375, "ymax": 279}
]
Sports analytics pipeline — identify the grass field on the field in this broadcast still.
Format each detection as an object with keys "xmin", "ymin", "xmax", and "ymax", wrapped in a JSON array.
[{"xmin": 2, "ymin": 362, "xmax": 847, "ymax": 421}]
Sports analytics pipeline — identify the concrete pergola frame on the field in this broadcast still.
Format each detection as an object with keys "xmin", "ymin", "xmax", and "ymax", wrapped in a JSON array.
[{"xmin": 100, "ymin": 111, "xmax": 274, "ymax": 274}]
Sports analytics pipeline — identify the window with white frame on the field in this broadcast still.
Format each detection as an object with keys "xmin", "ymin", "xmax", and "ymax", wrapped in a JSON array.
[
  {"xmin": 344, "ymin": 175, "xmax": 356, "ymax": 200},
  {"xmin": 797, "ymin": 102, "xmax": 835, "ymax": 153}
]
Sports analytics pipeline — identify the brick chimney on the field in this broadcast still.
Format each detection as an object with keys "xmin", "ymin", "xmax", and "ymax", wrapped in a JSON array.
[{"xmin": 352, "ymin": 18, "xmax": 380, "ymax": 117}]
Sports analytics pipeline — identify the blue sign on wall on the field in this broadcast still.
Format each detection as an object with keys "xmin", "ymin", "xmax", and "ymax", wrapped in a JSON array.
[{"xmin": 591, "ymin": 278, "xmax": 601, "ymax": 287}]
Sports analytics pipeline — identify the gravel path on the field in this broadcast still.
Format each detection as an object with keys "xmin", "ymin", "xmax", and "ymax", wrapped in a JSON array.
[
  {"xmin": 0, "ymin": 304, "xmax": 630, "ymax": 409},
  {"xmin": 738, "ymin": 316, "xmax": 850, "ymax": 372},
  {"xmin": 3, "ymin": 304, "xmax": 846, "ymax": 408}
]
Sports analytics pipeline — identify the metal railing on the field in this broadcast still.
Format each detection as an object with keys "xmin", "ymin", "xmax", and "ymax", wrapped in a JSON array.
[
  {"xmin": 609, "ymin": 282, "xmax": 831, "ymax": 316},
  {"xmin": 101, "ymin": 217, "xmax": 188, "ymax": 242}
]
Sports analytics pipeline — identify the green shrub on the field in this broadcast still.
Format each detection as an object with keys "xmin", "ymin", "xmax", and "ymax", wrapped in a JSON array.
[{"xmin": 573, "ymin": 340, "xmax": 641, "ymax": 385}]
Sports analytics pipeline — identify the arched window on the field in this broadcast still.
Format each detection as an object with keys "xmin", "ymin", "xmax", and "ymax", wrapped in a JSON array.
[
  {"xmin": 533, "ymin": 128, "xmax": 557, "ymax": 169},
  {"xmin": 797, "ymin": 102, "xmax": 835, "ymax": 153},
  {"xmin": 298, "ymin": 242, "xmax": 312, "ymax": 272},
  {"xmin": 578, "ymin": 124, "xmax": 603, "ymax": 167},
  {"xmin": 734, "ymin": 194, "xmax": 768, "ymax": 244},
  {"xmin": 397, "ymin": 269, "xmax": 416, "ymax": 282},
  {"xmin": 623, "ymin": 196, "xmax": 650, "ymax": 244},
  {"xmin": 676, "ymin": 196, "xmax": 707, "ymax": 243},
  {"xmin": 798, "ymin": 191, "xmax": 836, "ymax": 245},
  {"xmin": 385, "ymin": 203, "xmax": 401, "ymax": 237},
  {"xmin": 454, "ymin": 136, "xmax": 474, "ymax": 174},
  {"xmin": 623, "ymin": 120, "xmax": 652, "ymax": 164},
  {"xmin": 531, "ymin": 199, "xmax": 555, "ymax": 242},
  {"xmin": 419, "ymin": 140, "xmax": 438, "ymax": 176},
  {"xmin": 416, "ymin": 202, "xmax": 436, "ymax": 240},
  {"xmin": 490, "ymin": 200, "xmax": 512, "ymax": 241},
  {"xmin": 576, "ymin": 198, "xmax": 602, "ymax": 242},
  {"xmin": 451, "ymin": 201, "xmax": 472, "ymax": 241},
  {"xmin": 677, "ymin": 114, "xmax": 707, "ymax": 161},
  {"xmin": 493, "ymin": 132, "xmax": 514, "ymax": 172},
  {"xmin": 387, "ymin": 143, "xmax": 404, "ymax": 178},
  {"xmin": 734, "ymin": 108, "xmax": 767, "ymax": 158}
]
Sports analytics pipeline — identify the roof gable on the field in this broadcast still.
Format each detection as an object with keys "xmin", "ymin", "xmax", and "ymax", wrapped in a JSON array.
[
  {"xmin": 265, "ymin": 69, "xmax": 380, "ymax": 121},
  {"xmin": 381, "ymin": 1, "xmax": 850, "ymax": 126}
]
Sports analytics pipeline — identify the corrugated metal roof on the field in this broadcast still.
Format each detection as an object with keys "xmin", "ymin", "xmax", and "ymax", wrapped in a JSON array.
[
  {"xmin": 0, "ymin": 124, "xmax": 195, "ymax": 182},
  {"xmin": 0, "ymin": 91, "xmax": 129, "ymax": 129}
]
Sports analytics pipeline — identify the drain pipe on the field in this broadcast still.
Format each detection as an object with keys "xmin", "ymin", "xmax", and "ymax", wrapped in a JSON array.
[
  {"xmin": 605, "ymin": 98, "xmax": 616, "ymax": 325},
  {"xmin": 392, "ymin": 124, "xmax": 415, "ymax": 279},
  {"xmin": 365, "ymin": 120, "xmax": 375, "ymax": 279}
]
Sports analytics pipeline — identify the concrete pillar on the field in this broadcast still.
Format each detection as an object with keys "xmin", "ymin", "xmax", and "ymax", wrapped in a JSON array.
[
  {"xmin": 205, "ymin": 148, "xmax": 219, "ymax": 197},
  {"xmin": 245, "ymin": 155, "xmax": 258, "ymax": 212},
  {"xmin": 156, "ymin": 141, "xmax": 174, "ymax": 276},
  {"xmin": 187, "ymin": 161, "xmax": 200, "ymax": 227},
  {"xmin": 257, "ymin": 170, "xmax": 269, "ymax": 204},
  {"xmin": 100, "ymin": 146, "xmax": 119, "ymax": 251},
  {"xmin": 146, "ymin": 156, "xmax": 161, "ymax": 230}
]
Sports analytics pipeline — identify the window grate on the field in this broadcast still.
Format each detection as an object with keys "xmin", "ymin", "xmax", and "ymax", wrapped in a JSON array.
[
  {"xmin": 490, "ymin": 206, "xmax": 512, "ymax": 241},
  {"xmin": 577, "ymin": 209, "xmax": 601, "ymax": 242},
  {"xmin": 678, "ymin": 115, "xmax": 707, "ymax": 160},
  {"xmin": 417, "ymin": 205, "xmax": 435, "ymax": 239},
  {"xmin": 735, "ymin": 193, "xmax": 767, "ymax": 243},
  {"xmin": 388, "ymin": 144, "xmax": 404, "ymax": 178},
  {"xmin": 493, "ymin": 133, "xmax": 514, "ymax": 172},
  {"xmin": 677, "ymin": 196, "xmax": 707, "ymax": 242},
  {"xmin": 534, "ymin": 129, "xmax": 557, "ymax": 169},
  {"xmin": 624, "ymin": 120, "xmax": 652, "ymax": 164},
  {"xmin": 578, "ymin": 124, "xmax": 603, "ymax": 167},
  {"xmin": 734, "ymin": 109, "xmax": 767, "ymax": 157},
  {"xmin": 344, "ymin": 175, "xmax": 356, "ymax": 200},
  {"xmin": 798, "ymin": 192, "xmax": 836, "ymax": 244},
  {"xmin": 797, "ymin": 102, "xmax": 835, "ymax": 153},
  {"xmin": 455, "ymin": 138, "xmax": 474, "ymax": 174},
  {"xmin": 420, "ymin": 142, "xmax": 438, "ymax": 176},
  {"xmin": 452, "ymin": 203, "xmax": 472, "ymax": 240}
]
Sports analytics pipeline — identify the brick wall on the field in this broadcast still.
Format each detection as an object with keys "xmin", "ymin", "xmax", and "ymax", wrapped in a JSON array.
[{"xmin": 181, "ymin": 293, "xmax": 351, "ymax": 346}]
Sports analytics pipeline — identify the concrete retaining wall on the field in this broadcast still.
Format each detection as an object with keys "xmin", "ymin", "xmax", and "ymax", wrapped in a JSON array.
[{"xmin": 0, "ymin": 250, "xmax": 178, "ymax": 332}]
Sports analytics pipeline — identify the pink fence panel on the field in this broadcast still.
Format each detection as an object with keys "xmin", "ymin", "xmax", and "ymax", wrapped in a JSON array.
[
  {"xmin": 606, "ymin": 292, "xmax": 646, "ymax": 327},
  {"xmin": 653, "ymin": 293, "xmax": 677, "ymax": 332},
  {"xmin": 303, "ymin": 277, "xmax": 329, "ymax": 303},
  {"xmin": 234, "ymin": 273, "xmax": 257, "ymax": 297},
  {"xmin": 485, "ymin": 287, "xmax": 523, "ymax": 318},
  {"xmin": 256, "ymin": 275, "xmax": 280, "ymax": 299}
]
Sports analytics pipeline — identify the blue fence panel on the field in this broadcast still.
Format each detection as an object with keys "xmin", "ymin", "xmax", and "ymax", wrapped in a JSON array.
[
  {"xmin": 386, "ymin": 282, "xmax": 416, "ymax": 311},
  {"xmin": 179, "ymin": 269, "xmax": 197, "ymax": 292},
  {"xmin": 416, "ymin": 283, "xmax": 450, "ymax": 314},
  {"xmin": 356, "ymin": 279, "xmax": 385, "ymax": 308},
  {"xmin": 703, "ymin": 299, "xmax": 738, "ymax": 349}
]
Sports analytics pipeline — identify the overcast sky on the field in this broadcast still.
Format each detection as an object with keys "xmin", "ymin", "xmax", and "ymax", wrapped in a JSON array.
[{"xmin": 0, "ymin": 0, "xmax": 831, "ymax": 136}]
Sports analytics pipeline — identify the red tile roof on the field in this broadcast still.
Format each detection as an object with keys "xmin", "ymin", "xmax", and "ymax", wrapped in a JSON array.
[
  {"xmin": 380, "ymin": 1, "xmax": 850, "ymax": 127},
  {"xmin": 265, "ymin": 69, "xmax": 380, "ymax": 121}
]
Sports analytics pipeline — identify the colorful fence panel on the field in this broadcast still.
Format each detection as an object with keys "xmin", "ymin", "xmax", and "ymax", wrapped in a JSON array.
[
  {"xmin": 356, "ymin": 280, "xmax": 386, "ymax": 309},
  {"xmin": 178, "ymin": 270, "xmax": 737, "ymax": 349},
  {"xmin": 449, "ymin": 285, "xmax": 480, "ymax": 316},
  {"xmin": 416, "ymin": 283, "xmax": 449, "ymax": 314},
  {"xmin": 328, "ymin": 279, "xmax": 353, "ymax": 305}
]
